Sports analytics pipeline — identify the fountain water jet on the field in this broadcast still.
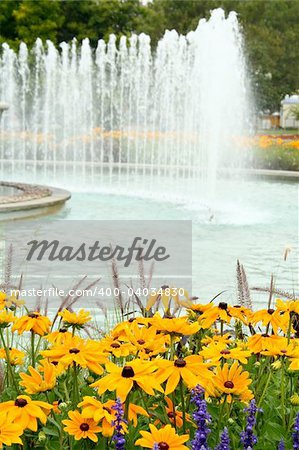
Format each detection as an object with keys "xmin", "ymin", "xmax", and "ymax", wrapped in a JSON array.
[{"xmin": 0, "ymin": 9, "xmax": 250, "ymax": 203}]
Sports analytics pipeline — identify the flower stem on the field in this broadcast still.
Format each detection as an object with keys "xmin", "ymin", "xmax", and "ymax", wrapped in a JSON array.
[
  {"xmin": 0, "ymin": 328, "xmax": 19, "ymax": 393},
  {"xmin": 179, "ymin": 378, "xmax": 186, "ymax": 433},
  {"xmin": 31, "ymin": 331, "xmax": 35, "ymax": 368}
]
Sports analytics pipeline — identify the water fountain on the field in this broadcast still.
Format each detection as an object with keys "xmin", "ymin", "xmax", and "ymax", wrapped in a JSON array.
[
  {"xmin": 0, "ymin": 9, "xmax": 297, "ymax": 299},
  {"xmin": 0, "ymin": 9, "xmax": 249, "ymax": 198}
]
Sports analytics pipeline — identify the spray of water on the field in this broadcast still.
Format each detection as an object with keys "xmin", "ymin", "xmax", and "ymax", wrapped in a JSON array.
[{"xmin": 0, "ymin": 9, "xmax": 251, "ymax": 202}]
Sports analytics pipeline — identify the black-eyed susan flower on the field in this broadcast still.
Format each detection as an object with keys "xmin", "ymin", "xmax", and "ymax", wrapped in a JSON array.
[
  {"xmin": 19, "ymin": 360, "xmax": 56, "ymax": 394},
  {"xmin": 44, "ymin": 328, "xmax": 72, "ymax": 345},
  {"xmin": 123, "ymin": 321, "xmax": 169, "ymax": 358},
  {"xmin": 59, "ymin": 308, "xmax": 91, "ymax": 329},
  {"xmin": 62, "ymin": 410, "xmax": 101, "ymax": 442},
  {"xmin": 153, "ymin": 397, "xmax": 191, "ymax": 429},
  {"xmin": 41, "ymin": 335, "xmax": 107, "ymax": 374},
  {"xmin": 0, "ymin": 347, "xmax": 25, "ymax": 366},
  {"xmin": 276, "ymin": 299, "xmax": 299, "ymax": 317},
  {"xmin": 0, "ymin": 395, "xmax": 52, "ymax": 431},
  {"xmin": 90, "ymin": 359, "xmax": 163, "ymax": 401},
  {"xmin": 199, "ymin": 302, "xmax": 232, "ymax": 329},
  {"xmin": 156, "ymin": 355, "xmax": 213, "ymax": 395},
  {"xmin": 3, "ymin": 293, "xmax": 25, "ymax": 310},
  {"xmin": 212, "ymin": 362, "xmax": 252, "ymax": 403},
  {"xmin": 151, "ymin": 313, "xmax": 200, "ymax": 336},
  {"xmin": 98, "ymin": 335, "xmax": 135, "ymax": 358},
  {"xmin": 12, "ymin": 312, "xmax": 51, "ymax": 336},
  {"xmin": 135, "ymin": 423, "xmax": 189, "ymax": 449},
  {"xmin": 200, "ymin": 343, "xmax": 251, "ymax": 365},
  {"xmin": 247, "ymin": 334, "xmax": 288, "ymax": 354},
  {"xmin": 251, "ymin": 307, "xmax": 288, "ymax": 334},
  {"xmin": 228, "ymin": 305, "xmax": 253, "ymax": 325},
  {"xmin": 0, "ymin": 412, "xmax": 23, "ymax": 447},
  {"xmin": 0, "ymin": 310, "xmax": 16, "ymax": 328}
]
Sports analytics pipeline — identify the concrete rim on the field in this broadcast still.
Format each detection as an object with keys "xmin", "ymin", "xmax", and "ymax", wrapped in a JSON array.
[{"xmin": 0, "ymin": 181, "xmax": 71, "ymax": 212}]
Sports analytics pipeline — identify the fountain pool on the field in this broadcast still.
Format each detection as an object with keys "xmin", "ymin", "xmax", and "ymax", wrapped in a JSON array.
[{"xmin": 46, "ymin": 173, "xmax": 298, "ymax": 304}]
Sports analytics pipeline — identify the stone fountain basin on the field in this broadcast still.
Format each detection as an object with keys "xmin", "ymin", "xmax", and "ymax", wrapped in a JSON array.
[{"xmin": 0, "ymin": 181, "xmax": 71, "ymax": 212}]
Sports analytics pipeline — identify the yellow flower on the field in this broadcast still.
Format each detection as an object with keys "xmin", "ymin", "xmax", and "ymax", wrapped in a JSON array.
[
  {"xmin": 0, "ymin": 310, "xmax": 16, "ymax": 328},
  {"xmin": 251, "ymin": 308, "xmax": 288, "ymax": 334},
  {"xmin": 3, "ymin": 293, "xmax": 25, "ymax": 309},
  {"xmin": 153, "ymin": 397, "xmax": 192, "ymax": 429},
  {"xmin": 212, "ymin": 362, "xmax": 252, "ymax": 403},
  {"xmin": 59, "ymin": 309, "xmax": 91, "ymax": 328},
  {"xmin": 157, "ymin": 355, "xmax": 213, "ymax": 395},
  {"xmin": 247, "ymin": 334, "xmax": 288, "ymax": 354},
  {"xmin": 0, "ymin": 395, "xmax": 52, "ymax": 431},
  {"xmin": 98, "ymin": 335, "xmax": 135, "ymax": 358},
  {"xmin": 12, "ymin": 312, "xmax": 51, "ymax": 336},
  {"xmin": 135, "ymin": 424, "xmax": 189, "ymax": 449},
  {"xmin": 123, "ymin": 322, "xmax": 169, "ymax": 358},
  {"xmin": 228, "ymin": 305, "xmax": 253, "ymax": 325},
  {"xmin": 0, "ymin": 348, "xmax": 25, "ymax": 365},
  {"xmin": 62, "ymin": 410, "xmax": 101, "ymax": 442},
  {"xmin": 0, "ymin": 412, "xmax": 23, "ymax": 447},
  {"xmin": 41, "ymin": 335, "xmax": 107, "ymax": 373},
  {"xmin": 290, "ymin": 393, "xmax": 299, "ymax": 405},
  {"xmin": 199, "ymin": 302, "xmax": 232, "ymax": 328},
  {"xmin": 275, "ymin": 299, "xmax": 299, "ymax": 318},
  {"xmin": 200, "ymin": 343, "xmax": 251, "ymax": 365},
  {"xmin": 271, "ymin": 360, "xmax": 282, "ymax": 370},
  {"xmin": 90, "ymin": 359, "xmax": 163, "ymax": 401},
  {"xmin": 44, "ymin": 329, "xmax": 73, "ymax": 345},
  {"xmin": 151, "ymin": 313, "xmax": 200, "ymax": 335},
  {"xmin": 19, "ymin": 360, "xmax": 56, "ymax": 394}
]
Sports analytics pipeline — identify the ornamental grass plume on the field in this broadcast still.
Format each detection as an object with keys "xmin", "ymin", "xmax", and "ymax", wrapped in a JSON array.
[
  {"xmin": 240, "ymin": 400, "xmax": 261, "ymax": 449},
  {"xmin": 293, "ymin": 412, "xmax": 299, "ymax": 450},
  {"xmin": 191, "ymin": 385, "xmax": 211, "ymax": 450},
  {"xmin": 112, "ymin": 398, "xmax": 126, "ymax": 450},
  {"xmin": 216, "ymin": 427, "xmax": 230, "ymax": 450}
]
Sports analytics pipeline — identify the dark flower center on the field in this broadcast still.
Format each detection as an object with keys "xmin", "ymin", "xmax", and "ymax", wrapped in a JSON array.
[
  {"xmin": 158, "ymin": 443, "xmax": 169, "ymax": 450},
  {"xmin": 59, "ymin": 328, "xmax": 68, "ymax": 333},
  {"xmin": 28, "ymin": 313, "xmax": 39, "ymax": 319},
  {"xmin": 174, "ymin": 359, "xmax": 186, "ymax": 368},
  {"xmin": 267, "ymin": 308, "xmax": 275, "ymax": 315},
  {"xmin": 161, "ymin": 285, "xmax": 169, "ymax": 290},
  {"xmin": 137, "ymin": 339, "xmax": 145, "ymax": 345},
  {"xmin": 218, "ymin": 302, "xmax": 228, "ymax": 310},
  {"xmin": 261, "ymin": 333, "xmax": 269, "ymax": 337},
  {"xmin": 281, "ymin": 349, "xmax": 287, "ymax": 354},
  {"xmin": 80, "ymin": 423, "xmax": 90, "ymax": 431},
  {"xmin": 69, "ymin": 348, "xmax": 80, "ymax": 354},
  {"xmin": 111, "ymin": 343, "xmax": 120, "ymax": 348},
  {"xmin": 233, "ymin": 305, "xmax": 241, "ymax": 308},
  {"xmin": 167, "ymin": 411, "xmax": 175, "ymax": 418},
  {"xmin": 128, "ymin": 318, "xmax": 135, "ymax": 323},
  {"xmin": 224, "ymin": 381, "xmax": 234, "ymax": 389},
  {"xmin": 220, "ymin": 350, "xmax": 231, "ymax": 355},
  {"xmin": 51, "ymin": 361, "xmax": 59, "ymax": 366},
  {"xmin": 15, "ymin": 398, "xmax": 28, "ymax": 407},
  {"xmin": 121, "ymin": 365, "xmax": 135, "ymax": 378}
]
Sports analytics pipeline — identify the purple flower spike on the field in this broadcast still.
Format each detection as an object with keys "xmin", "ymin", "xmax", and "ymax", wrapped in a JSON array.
[
  {"xmin": 240, "ymin": 400, "xmax": 262, "ymax": 449},
  {"xmin": 216, "ymin": 427, "xmax": 230, "ymax": 450},
  {"xmin": 152, "ymin": 444, "xmax": 159, "ymax": 450},
  {"xmin": 278, "ymin": 440, "xmax": 285, "ymax": 450},
  {"xmin": 293, "ymin": 412, "xmax": 299, "ymax": 450},
  {"xmin": 191, "ymin": 385, "xmax": 211, "ymax": 450},
  {"xmin": 112, "ymin": 397, "xmax": 127, "ymax": 450}
]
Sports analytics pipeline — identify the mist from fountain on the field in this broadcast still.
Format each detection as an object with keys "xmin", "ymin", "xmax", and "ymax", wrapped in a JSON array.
[{"xmin": 0, "ymin": 8, "xmax": 251, "ymax": 204}]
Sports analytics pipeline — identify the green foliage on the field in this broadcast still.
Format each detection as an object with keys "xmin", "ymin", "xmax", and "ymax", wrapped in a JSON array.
[
  {"xmin": 252, "ymin": 145, "xmax": 299, "ymax": 171},
  {"xmin": 0, "ymin": 0, "xmax": 298, "ymax": 111}
]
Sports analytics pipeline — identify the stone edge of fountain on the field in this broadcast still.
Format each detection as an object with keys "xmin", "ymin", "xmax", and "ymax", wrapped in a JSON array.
[{"xmin": 0, "ymin": 182, "xmax": 71, "ymax": 212}]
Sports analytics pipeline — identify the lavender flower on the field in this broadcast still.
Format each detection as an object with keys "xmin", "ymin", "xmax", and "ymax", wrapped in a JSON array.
[
  {"xmin": 293, "ymin": 412, "xmax": 299, "ymax": 450},
  {"xmin": 278, "ymin": 440, "xmax": 285, "ymax": 450},
  {"xmin": 112, "ymin": 397, "xmax": 127, "ymax": 450},
  {"xmin": 240, "ymin": 400, "xmax": 261, "ymax": 449},
  {"xmin": 216, "ymin": 427, "xmax": 230, "ymax": 450},
  {"xmin": 191, "ymin": 385, "xmax": 211, "ymax": 450}
]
